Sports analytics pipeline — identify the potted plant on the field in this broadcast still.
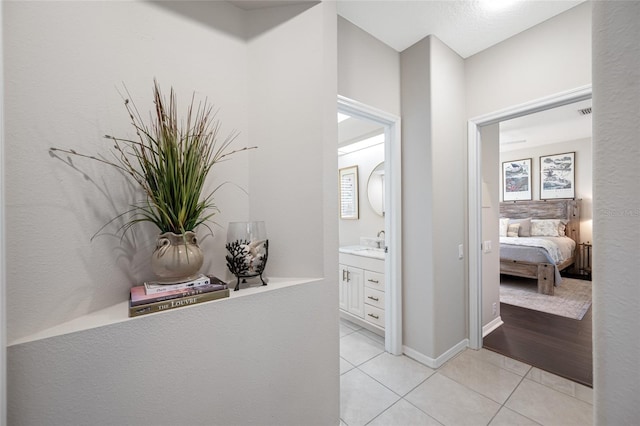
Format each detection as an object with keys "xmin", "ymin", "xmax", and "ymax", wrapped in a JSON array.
[{"xmin": 51, "ymin": 80, "xmax": 254, "ymax": 283}]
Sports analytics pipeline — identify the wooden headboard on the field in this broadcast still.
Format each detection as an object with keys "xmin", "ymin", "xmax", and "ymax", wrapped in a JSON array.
[{"xmin": 499, "ymin": 199, "xmax": 581, "ymax": 245}]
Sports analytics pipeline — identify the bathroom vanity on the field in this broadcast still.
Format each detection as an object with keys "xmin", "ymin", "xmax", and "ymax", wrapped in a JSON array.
[{"xmin": 339, "ymin": 246, "xmax": 385, "ymax": 336}]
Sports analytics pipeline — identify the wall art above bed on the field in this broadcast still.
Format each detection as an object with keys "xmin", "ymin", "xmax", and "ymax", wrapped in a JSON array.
[
  {"xmin": 540, "ymin": 152, "xmax": 575, "ymax": 200},
  {"xmin": 502, "ymin": 158, "xmax": 532, "ymax": 201}
]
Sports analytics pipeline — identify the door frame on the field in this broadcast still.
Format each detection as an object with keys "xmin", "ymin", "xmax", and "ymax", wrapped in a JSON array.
[
  {"xmin": 1, "ymin": 5, "xmax": 6, "ymax": 421},
  {"xmin": 338, "ymin": 95, "xmax": 402, "ymax": 355},
  {"xmin": 467, "ymin": 85, "xmax": 592, "ymax": 349}
]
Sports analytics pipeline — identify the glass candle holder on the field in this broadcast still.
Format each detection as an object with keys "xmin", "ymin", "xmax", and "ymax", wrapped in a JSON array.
[{"xmin": 225, "ymin": 221, "xmax": 269, "ymax": 291}]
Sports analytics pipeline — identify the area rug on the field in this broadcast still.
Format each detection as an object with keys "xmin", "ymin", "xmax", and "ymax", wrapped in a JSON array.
[{"xmin": 500, "ymin": 276, "xmax": 592, "ymax": 320}]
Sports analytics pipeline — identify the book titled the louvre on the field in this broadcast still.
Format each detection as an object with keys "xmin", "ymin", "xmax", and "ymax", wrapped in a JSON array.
[{"xmin": 129, "ymin": 288, "xmax": 230, "ymax": 317}]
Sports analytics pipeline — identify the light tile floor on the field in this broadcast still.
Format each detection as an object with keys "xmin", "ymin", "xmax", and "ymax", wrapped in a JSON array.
[{"xmin": 340, "ymin": 318, "xmax": 593, "ymax": 426}]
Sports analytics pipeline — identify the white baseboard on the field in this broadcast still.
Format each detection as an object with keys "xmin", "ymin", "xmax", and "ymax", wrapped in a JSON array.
[
  {"xmin": 482, "ymin": 317, "xmax": 504, "ymax": 337},
  {"xmin": 403, "ymin": 338, "xmax": 469, "ymax": 369}
]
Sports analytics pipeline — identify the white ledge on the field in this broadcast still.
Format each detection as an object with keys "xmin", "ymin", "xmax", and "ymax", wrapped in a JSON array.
[{"xmin": 8, "ymin": 276, "xmax": 322, "ymax": 347}]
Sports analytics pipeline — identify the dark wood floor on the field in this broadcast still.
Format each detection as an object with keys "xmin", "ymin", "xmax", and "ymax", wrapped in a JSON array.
[{"xmin": 483, "ymin": 302, "xmax": 593, "ymax": 388}]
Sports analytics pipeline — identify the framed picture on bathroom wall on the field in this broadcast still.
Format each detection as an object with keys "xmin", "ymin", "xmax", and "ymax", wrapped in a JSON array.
[
  {"xmin": 502, "ymin": 158, "xmax": 532, "ymax": 201},
  {"xmin": 339, "ymin": 165, "xmax": 359, "ymax": 219},
  {"xmin": 540, "ymin": 152, "xmax": 575, "ymax": 199}
]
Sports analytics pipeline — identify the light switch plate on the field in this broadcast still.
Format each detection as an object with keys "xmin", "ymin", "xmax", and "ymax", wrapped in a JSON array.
[{"xmin": 458, "ymin": 244, "xmax": 464, "ymax": 259}]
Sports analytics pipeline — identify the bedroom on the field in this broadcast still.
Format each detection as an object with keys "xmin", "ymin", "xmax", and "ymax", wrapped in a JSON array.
[
  {"xmin": 483, "ymin": 98, "xmax": 593, "ymax": 386},
  {"xmin": 500, "ymin": 98, "xmax": 592, "ymax": 289}
]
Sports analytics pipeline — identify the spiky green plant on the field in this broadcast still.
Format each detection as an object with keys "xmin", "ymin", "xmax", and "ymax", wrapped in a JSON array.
[{"xmin": 51, "ymin": 80, "xmax": 254, "ymax": 238}]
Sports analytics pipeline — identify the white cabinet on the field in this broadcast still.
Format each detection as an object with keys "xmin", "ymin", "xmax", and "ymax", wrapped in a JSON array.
[
  {"xmin": 339, "ymin": 253, "xmax": 385, "ymax": 331},
  {"xmin": 363, "ymin": 270, "xmax": 385, "ymax": 328},
  {"xmin": 339, "ymin": 264, "xmax": 364, "ymax": 317}
]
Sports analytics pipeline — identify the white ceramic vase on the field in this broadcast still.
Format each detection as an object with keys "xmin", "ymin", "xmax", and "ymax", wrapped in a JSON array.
[{"xmin": 151, "ymin": 231, "xmax": 204, "ymax": 283}]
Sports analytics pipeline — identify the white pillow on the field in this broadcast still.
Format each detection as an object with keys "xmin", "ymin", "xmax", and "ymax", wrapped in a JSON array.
[
  {"xmin": 558, "ymin": 221, "xmax": 567, "ymax": 237},
  {"xmin": 507, "ymin": 223, "xmax": 520, "ymax": 238},
  {"xmin": 499, "ymin": 218, "xmax": 510, "ymax": 237},
  {"xmin": 531, "ymin": 219, "xmax": 567, "ymax": 237}
]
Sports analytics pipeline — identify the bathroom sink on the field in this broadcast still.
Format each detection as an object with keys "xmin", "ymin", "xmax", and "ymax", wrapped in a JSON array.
[{"xmin": 339, "ymin": 245, "xmax": 385, "ymax": 260}]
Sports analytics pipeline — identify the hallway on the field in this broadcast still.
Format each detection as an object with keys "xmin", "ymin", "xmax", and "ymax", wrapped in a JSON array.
[{"xmin": 340, "ymin": 319, "xmax": 593, "ymax": 426}]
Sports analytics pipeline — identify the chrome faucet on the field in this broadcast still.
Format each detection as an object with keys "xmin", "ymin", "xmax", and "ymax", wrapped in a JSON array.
[
  {"xmin": 376, "ymin": 230, "xmax": 385, "ymax": 249},
  {"xmin": 377, "ymin": 230, "xmax": 385, "ymax": 238}
]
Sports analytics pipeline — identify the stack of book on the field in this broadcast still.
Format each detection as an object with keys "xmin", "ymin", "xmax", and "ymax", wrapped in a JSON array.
[{"xmin": 129, "ymin": 274, "xmax": 230, "ymax": 317}]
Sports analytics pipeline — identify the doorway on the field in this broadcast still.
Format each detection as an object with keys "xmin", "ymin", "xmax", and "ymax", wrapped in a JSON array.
[
  {"xmin": 467, "ymin": 85, "xmax": 593, "ymax": 351},
  {"xmin": 337, "ymin": 96, "xmax": 402, "ymax": 355},
  {"xmin": 482, "ymin": 97, "xmax": 593, "ymax": 386}
]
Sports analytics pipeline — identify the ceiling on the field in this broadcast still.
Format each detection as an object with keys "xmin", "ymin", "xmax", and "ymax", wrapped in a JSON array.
[
  {"xmin": 500, "ymin": 99, "xmax": 592, "ymax": 152},
  {"xmin": 231, "ymin": 0, "xmax": 592, "ymax": 150},
  {"xmin": 337, "ymin": 0, "xmax": 585, "ymax": 58},
  {"xmin": 335, "ymin": 0, "xmax": 591, "ymax": 151}
]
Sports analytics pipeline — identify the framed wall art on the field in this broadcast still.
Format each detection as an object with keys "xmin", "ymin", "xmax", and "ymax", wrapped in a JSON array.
[
  {"xmin": 339, "ymin": 165, "xmax": 359, "ymax": 219},
  {"xmin": 540, "ymin": 152, "xmax": 575, "ymax": 199},
  {"xmin": 502, "ymin": 158, "xmax": 532, "ymax": 201}
]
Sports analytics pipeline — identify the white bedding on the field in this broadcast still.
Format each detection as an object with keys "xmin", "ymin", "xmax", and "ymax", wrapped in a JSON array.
[{"xmin": 499, "ymin": 236, "xmax": 576, "ymax": 264}]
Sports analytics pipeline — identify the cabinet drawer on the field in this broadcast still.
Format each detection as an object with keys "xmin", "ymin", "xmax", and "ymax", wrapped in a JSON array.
[
  {"xmin": 364, "ymin": 304, "xmax": 385, "ymax": 328},
  {"xmin": 364, "ymin": 270, "xmax": 384, "ymax": 291},
  {"xmin": 364, "ymin": 287, "xmax": 385, "ymax": 309}
]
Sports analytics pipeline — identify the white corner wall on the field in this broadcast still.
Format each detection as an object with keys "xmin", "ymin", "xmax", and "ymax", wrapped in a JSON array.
[
  {"xmin": 428, "ymin": 36, "xmax": 467, "ymax": 357},
  {"xmin": 246, "ymin": 3, "xmax": 336, "ymax": 278},
  {"xmin": 592, "ymin": 1, "xmax": 640, "ymax": 422},
  {"xmin": 337, "ymin": 16, "xmax": 401, "ymax": 116},
  {"xmin": 400, "ymin": 35, "xmax": 467, "ymax": 364},
  {"xmin": 400, "ymin": 36, "xmax": 435, "ymax": 358},
  {"xmin": 4, "ymin": 1, "xmax": 339, "ymax": 424}
]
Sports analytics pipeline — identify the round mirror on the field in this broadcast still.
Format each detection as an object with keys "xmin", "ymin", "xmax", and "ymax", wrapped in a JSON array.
[{"xmin": 367, "ymin": 162, "xmax": 385, "ymax": 217}]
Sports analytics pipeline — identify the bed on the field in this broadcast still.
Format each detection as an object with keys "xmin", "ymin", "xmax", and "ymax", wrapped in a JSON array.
[{"xmin": 499, "ymin": 199, "xmax": 580, "ymax": 295}]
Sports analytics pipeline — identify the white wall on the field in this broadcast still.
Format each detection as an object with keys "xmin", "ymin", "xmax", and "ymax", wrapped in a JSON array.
[
  {"xmin": 429, "ymin": 36, "xmax": 467, "ymax": 357},
  {"xmin": 500, "ymin": 137, "xmax": 593, "ymax": 243},
  {"xmin": 5, "ymin": 0, "xmax": 249, "ymax": 343},
  {"xmin": 338, "ymin": 143, "xmax": 385, "ymax": 246},
  {"xmin": 466, "ymin": 2, "xmax": 591, "ymax": 119},
  {"xmin": 401, "ymin": 35, "xmax": 467, "ymax": 363},
  {"xmin": 592, "ymin": 1, "xmax": 640, "ymax": 422},
  {"xmin": 401, "ymin": 36, "xmax": 435, "ymax": 358},
  {"xmin": 7, "ymin": 279, "xmax": 337, "ymax": 425},
  {"xmin": 0, "ymin": 3, "xmax": 6, "ymax": 423},
  {"xmin": 481, "ymin": 124, "xmax": 501, "ymax": 328},
  {"xmin": 4, "ymin": 1, "xmax": 339, "ymax": 423},
  {"xmin": 337, "ymin": 16, "xmax": 401, "ymax": 116},
  {"xmin": 246, "ymin": 3, "xmax": 334, "ymax": 278}
]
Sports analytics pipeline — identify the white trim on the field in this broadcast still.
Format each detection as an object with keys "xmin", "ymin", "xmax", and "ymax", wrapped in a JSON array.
[
  {"xmin": 403, "ymin": 339, "xmax": 469, "ymax": 369},
  {"xmin": 1, "ymin": 4, "xmax": 7, "ymax": 422},
  {"xmin": 337, "ymin": 96, "xmax": 402, "ymax": 355},
  {"xmin": 482, "ymin": 316, "xmax": 504, "ymax": 337},
  {"xmin": 467, "ymin": 85, "xmax": 592, "ymax": 350}
]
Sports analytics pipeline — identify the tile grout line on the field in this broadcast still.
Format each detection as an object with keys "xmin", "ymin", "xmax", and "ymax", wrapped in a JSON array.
[
  {"xmin": 436, "ymin": 351, "xmax": 530, "ymax": 404},
  {"xmin": 398, "ymin": 373, "xmax": 447, "ymax": 425},
  {"xmin": 362, "ymin": 373, "xmax": 444, "ymax": 426},
  {"xmin": 487, "ymin": 368, "xmax": 542, "ymax": 426}
]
